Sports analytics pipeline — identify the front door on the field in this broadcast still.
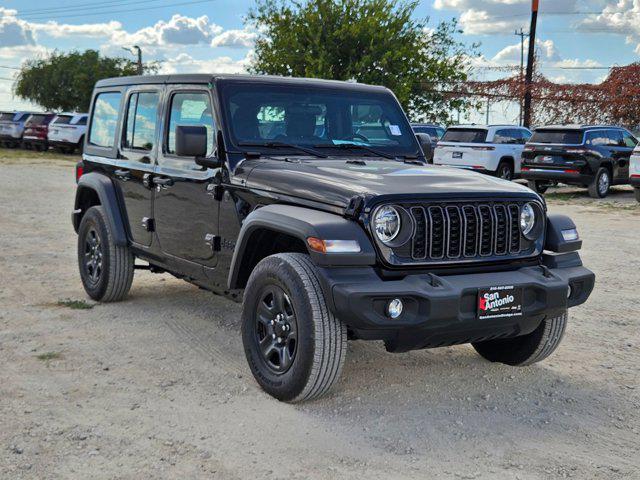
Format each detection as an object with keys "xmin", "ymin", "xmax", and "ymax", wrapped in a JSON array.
[
  {"xmin": 116, "ymin": 88, "xmax": 161, "ymax": 247},
  {"xmin": 153, "ymin": 88, "xmax": 220, "ymax": 268}
]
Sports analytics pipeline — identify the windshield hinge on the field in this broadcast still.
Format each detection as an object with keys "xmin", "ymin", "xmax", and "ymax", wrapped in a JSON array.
[{"xmin": 344, "ymin": 195, "xmax": 366, "ymax": 219}]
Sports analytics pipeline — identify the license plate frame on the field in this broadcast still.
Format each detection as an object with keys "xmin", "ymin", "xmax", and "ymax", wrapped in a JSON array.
[{"xmin": 477, "ymin": 285, "xmax": 523, "ymax": 320}]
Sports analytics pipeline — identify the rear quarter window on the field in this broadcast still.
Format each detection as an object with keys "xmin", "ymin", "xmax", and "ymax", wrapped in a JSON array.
[
  {"xmin": 441, "ymin": 128, "xmax": 487, "ymax": 143},
  {"xmin": 53, "ymin": 115, "xmax": 73, "ymax": 125},
  {"xmin": 529, "ymin": 130, "xmax": 583, "ymax": 145},
  {"xmin": 89, "ymin": 92, "xmax": 122, "ymax": 148}
]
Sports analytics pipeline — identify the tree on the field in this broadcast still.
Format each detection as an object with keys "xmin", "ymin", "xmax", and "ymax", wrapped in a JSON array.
[
  {"xmin": 14, "ymin": 50, "xmax": 153, "ymax": 112},
  {"xmin": 246, "ymin": 0, "xmax": 477, "ymax": 123}
]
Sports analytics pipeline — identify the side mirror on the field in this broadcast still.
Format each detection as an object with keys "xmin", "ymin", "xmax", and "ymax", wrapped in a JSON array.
[
  {"xmin": 415, "ymin": 133, "xmax": 433, "ymax": 161},
  {"xmin": 175, "ymin": 125, "xmax": 221, "ymax": 169}
]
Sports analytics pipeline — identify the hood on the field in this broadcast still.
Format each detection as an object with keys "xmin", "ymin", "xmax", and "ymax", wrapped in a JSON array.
[{"xmin": 245, "ymin": 158, "xmax": 539, "ymax": 209}]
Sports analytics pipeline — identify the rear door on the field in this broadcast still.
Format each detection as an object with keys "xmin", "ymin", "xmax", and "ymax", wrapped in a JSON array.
[
  {"xmin": 116, "ymin": 87, "xmax": 162, "ymax": 247},
  {"xmin": 153, "ymin": 86, "xmax": 220, "ymax": 268},
  {"xmin": 612, "ymin": 129, "xmax": 637, "ymax": 182}
]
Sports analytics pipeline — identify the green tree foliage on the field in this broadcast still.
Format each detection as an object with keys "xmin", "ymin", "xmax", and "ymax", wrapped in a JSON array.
[
  {"xmin": 14, "ymin": 50, "xmax": 151, "ymax": 112},
  {"xmin": 247, "ymin": 0, "xmax": 477, "ymax": 122}
]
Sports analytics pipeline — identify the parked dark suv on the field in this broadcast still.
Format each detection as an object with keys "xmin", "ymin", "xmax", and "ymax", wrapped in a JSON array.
[
  {"xmin": 72, "ymin": 75, "xmax": 594, "ymax": 402},
  {"xmin": 410, "ymin": 123, "xmax": 444, "ymax": 162},
  {"xmin": 521, "ymin": 125, "xmax": 637, "ymax": 197}
]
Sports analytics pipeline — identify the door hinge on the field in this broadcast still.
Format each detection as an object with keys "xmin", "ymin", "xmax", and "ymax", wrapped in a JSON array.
[
  {"xmin": 205, "ymin": 233, "xmax": 221, "ymax": 252},
  {"xmin": 142, "ymin": 217, "xmax": 155, "ymax": 232},
  {"xmin": 207, "ymin": 183, "xmax": 224, "ymax": 201}
]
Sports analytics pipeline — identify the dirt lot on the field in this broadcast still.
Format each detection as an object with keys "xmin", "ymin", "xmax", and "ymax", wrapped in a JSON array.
[{"xmin": 1, "ymin": 153, "xmax": 638, "ymax": 479}]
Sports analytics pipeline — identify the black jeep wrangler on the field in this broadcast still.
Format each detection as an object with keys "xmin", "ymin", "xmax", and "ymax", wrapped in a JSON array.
[{"xmin": 73, "ymin": 74, "xmax": 595, "ymax": 402}]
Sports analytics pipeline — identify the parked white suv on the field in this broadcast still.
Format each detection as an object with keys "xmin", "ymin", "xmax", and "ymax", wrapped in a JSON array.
[
  {"xmin": 433, "ymin": 125, "xmax": 532, "ymax": 180},
  {"xmin": 48, "ymin": 113, "xmax": 88, "ymax": 153},
  {"xmin": 631, "ymin": 145, "xmax": 640, "ymax": 202}
]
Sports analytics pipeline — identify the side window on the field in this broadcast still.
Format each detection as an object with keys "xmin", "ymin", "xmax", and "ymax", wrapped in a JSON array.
[
  {"xmin": 167, "ymin": 92, "xmax": 215, "ymax": 156},
  {"xmin": 519, "ymin": 129, "xmax": 532, "ymax": 144},
  {"xmin": 622, "ymin": 131, "xmax": 638, "ymax": 148},
  {"xmin": 88, "ymin": 92, "xmax": 122, "ymax": 148},
  {"xmin": 76, "ymin": 116, "xmax": 88, "ymax": 126},
  {"xmin": 607, "ymin": 129, "xmax": 623, "ymax": 147},
  {"xmin": 494, "ymin": 129, "xmax": 513, "ymax": 144},
  {"xmin": 586, "ymin": 130, "xmax": 608, "ymax": 146},
  {"xmin": 123, "ymin": 92, "xmax": 160, "ymax": 151}
]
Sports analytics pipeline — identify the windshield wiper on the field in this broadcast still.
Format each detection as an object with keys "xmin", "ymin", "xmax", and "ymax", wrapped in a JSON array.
[
  {"xmin": 237, "ymin": 141, "xmax": 327, "ymax": 158},
  {"xmin": 314, "ymin": 142, "xmax": 396, "ymax": 160}
]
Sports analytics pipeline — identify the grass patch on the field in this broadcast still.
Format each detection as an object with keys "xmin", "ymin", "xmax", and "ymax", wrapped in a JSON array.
[
  {"xmin": 0, "ymin": 147, "xmax": 80, "ymax": 163},
  {"xmin": 36, "ymin": 351, "xmax": 63, "ymax": 361},
  {"xmin": 57, "ymin": 298, "xmax": 94, "ymax": 310}
]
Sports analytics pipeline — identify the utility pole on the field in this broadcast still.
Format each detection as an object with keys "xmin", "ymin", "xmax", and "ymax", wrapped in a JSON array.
[
  {"xmin": 485, "ymin": 99, "xmax": 490, "ymax": 124},
  {"xmin": 514, "ymin": 28, "xmax": 529, "ymax": 126},
  {"xmin": 123, "ymin": 45, "xmax": 143, "ymax": 75},
  {"xmin": 523, "ymin": 0, "xmax": 539, "ymax": 128}
]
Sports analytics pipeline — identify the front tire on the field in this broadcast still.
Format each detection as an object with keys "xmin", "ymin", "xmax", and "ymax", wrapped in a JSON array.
[
  {"xmin": 588, "ymin": 167, "xmax": 611, "ymax": 198},
  {"xmin": 472, "ymin": 312, "xmax": 567, "ymax": 366},
  {"xmin": 241, "ymin": 253, "xmax": 347, "ymax": 402},
  {"xmin": 77, "ymin": 206, "xmax": 134, "ymax": 302}
]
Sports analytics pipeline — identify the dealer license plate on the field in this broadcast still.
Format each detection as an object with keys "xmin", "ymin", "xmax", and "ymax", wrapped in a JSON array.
[
  {"xmin": 477, "ymin": 285, "xmax": 523, "ymax": 320},
  {"xmin": 452, "ymin": 151, "xmax": 463, "ymax": 159}
]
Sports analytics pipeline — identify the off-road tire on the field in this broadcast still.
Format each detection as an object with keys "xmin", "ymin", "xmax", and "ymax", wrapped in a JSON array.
[
  {"xmin": 635, "ymin": 188, "xmax": 640, "ymax": 203},
  {"xmin": 496, "ymin": 161, "xmax": 514, "ymax": 181},
  {"xmin": 241, "ymin": 253, "xmax": 347, "ymax": 403},
  {"xmin": 527, "ymin": 180, "xmax": 548, "ymax": 194},
  {"xmin": 472, "ymin": 311, "xmax": 567, "ymax": 366},
  {"xmin": 588, "ymin": 167, "xmax": 611, "ymax": 198},
  {"xmin": 77, "ymin": 206, "xmax": 134, "ymax": 302}
]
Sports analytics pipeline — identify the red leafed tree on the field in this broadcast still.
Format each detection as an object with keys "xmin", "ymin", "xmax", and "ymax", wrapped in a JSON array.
[{"xmin": 465, "ymin": 63, "xmax": 640, "ymax": 129}]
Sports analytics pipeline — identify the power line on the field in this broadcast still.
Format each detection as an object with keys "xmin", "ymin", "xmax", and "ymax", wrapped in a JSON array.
[
  {"xmin": 0, "ymin": 65, "xmax": 20, "ymax": 70},
  {"xmin": 14, "ymin": 0, "xmax": 179, "ymax": 15},
  {"xmin": 11, "ymin": 0, "xmax": 215, "ymax": 21}
]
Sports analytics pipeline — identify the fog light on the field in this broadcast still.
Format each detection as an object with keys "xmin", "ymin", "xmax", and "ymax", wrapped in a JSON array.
[
  {"xmin": 561, "ymin": 228, "xmax": 579, "ymax": 242},
  {"xmin": 387, "ymin": 298, "xmax": 403, "ymax": 319},
  {"xmin": 567, "ymin": 284, "xmax": 573, "ymax": 298}
]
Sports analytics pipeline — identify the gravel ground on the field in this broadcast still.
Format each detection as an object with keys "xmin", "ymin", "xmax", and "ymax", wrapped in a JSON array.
[{"xmin": 1, "ymin": 155, "xmax": 638, "ymax": 479}]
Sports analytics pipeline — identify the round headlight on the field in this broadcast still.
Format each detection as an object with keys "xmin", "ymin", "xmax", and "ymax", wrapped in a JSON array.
[
  {"xmin": 520, "ymin": 203, "xmax": 536, "ymax": 238},
  {"xmin": 374, "ymin": 206, "xmax": 401, "ymax": 244}
]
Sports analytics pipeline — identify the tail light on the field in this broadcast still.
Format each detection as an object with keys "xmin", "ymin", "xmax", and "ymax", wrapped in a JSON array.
[
  {"xmin": 75, "ymin": 162, "xmax": 84, "ymax": 183},
  {"xmin": 524, "ymin": 145, "xmax": 535, "ymax": 151}
]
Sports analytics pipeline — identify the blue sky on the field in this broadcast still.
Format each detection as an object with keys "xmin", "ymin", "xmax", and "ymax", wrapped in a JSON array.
[{"xmin": 1, "ymin": 0, "xmax": 639, "ymax": 123}]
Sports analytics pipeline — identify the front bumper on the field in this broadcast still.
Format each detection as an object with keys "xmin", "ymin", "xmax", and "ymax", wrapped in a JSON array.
[{"xmin": 318, "ymin": 252, "xmax": 594, "ymax": 352}]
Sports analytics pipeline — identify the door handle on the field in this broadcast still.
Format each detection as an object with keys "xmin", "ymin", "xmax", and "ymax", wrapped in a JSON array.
[
  {"xmin": 114, "ymin": 169, "xmax": 131, "ymax": 181},
  {"xmin": 152, "ymin": 177, "xmax": 174, "ymax": 187}
]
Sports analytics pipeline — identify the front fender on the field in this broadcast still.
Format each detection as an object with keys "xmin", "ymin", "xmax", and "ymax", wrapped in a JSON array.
[
  {"xmin": 228, "ymin": 204, "xmax": 376, "ymax": 289},
  {"xmin": 73, "ymin": 172, "xmax": 128, "ymax": 246}
]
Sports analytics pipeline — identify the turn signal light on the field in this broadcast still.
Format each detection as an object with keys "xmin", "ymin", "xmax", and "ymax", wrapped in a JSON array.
[{"xmin": 307, "ymin": 237, "xmax": 361, "ymax": 253}]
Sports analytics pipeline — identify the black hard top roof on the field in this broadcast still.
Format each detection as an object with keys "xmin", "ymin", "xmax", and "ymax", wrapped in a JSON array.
[{"xmin": 95, "ymin": 73, "xmax": 389, "ymax": 93}]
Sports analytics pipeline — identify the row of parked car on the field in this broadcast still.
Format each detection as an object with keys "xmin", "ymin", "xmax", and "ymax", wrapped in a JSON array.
[
  {"xmin": 411, "ymin": 122, "xmax": 640, "ymax": 200},
  {"xmin": 0, "ymin": 111, "xmax": 88, "ymax": 153}
]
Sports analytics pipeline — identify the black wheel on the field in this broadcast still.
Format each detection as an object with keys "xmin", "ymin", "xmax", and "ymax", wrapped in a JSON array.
[
  {"xmin": 242, "ymin": 253, "xmax": 347, "ymax": 402},
  {"xmin": 496, "ymin": 161, "xmax": 514, "ymax": 181},
  {"xmin": 588, "ymin": 167, "xmax": 610, "ymax": 198},
  {"xmin": 77, "ymin": 206, "xmax": 134, "ymax": 302},
  {"xmin": 77, "ymin": 136, "xmax": 84, "ymax": 154},
  {"xmin": 472, "ymin": 311, "xmax": 567, "ymax": 366},
  {"xmin": 527, "ymin": 180, "xmax": 548, "ymax": 194},
  {"xmin": 635, "ymin": 188, "xmax": 640, "ymax": 203}
]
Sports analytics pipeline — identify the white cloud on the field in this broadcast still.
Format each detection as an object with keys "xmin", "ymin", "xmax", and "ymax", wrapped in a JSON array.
[
  {"xmin": 578, "ymin": 0, "xmax": 640, "ymax": 53},
  {"xmin": 0, "ymin": 8, "xmax": 35, "ymax": 47},
  {"xmin": 33, "ymin": 20, "xmax": 123, "ymax": 39},
  {"xmin": 158, "ymin": 52, "xmax": 249, "ymax": 74},
  {"xmin": 211, "ymin": 29, "xmax": 256, "ymax": 48}
]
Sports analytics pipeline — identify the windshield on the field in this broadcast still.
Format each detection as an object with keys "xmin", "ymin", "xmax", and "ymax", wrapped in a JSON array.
[
  {"xmin": 441, "ymin": 128, "xmax": 488, "ymax": 143},
  {"xmin": 220, "ymin": 82, "xmax": 418, "ymax": 157},
  {"xmin": 27, "ymin": 115, "xmax": 50, "ymax": 126},
  {"xmin": 529, "ymin": 129, "xmax": 583, "ymax": 145}
]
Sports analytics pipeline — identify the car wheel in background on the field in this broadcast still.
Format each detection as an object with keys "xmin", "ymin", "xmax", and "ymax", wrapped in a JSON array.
[
  {"xmin": 526, "ymin": 180, "xmax": 548, "ymax": 194},
  {"xmin": 634, "ymin": 188, "xmax": 640, "ymax": 203},
  {"xmin": 241, "ymin": 253, "xmax": 347, "ymax": 403},
  {"xmin": 588, "ymin": 167, "xmax": 610, "ymax": 198},
  {"xmin": 496, "ymin": 161, "xmax": 514, "ymax": 181}
]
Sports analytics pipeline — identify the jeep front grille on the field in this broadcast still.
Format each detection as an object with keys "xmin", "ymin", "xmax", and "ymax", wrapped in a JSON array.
[
  {"xmin": 410, "ymin": 202, "xmax": 523, "ymax": 261},
  {"xmin": 375, "ymin": 200, "xmax": 542, "ymax": 267}
]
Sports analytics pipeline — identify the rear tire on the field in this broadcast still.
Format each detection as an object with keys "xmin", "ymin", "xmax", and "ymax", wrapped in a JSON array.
[
  {"xmin": 77, "ymin": 206, "xmax": 134, "ymax": 302},
  {"xmin": 241, "ymin": 253, "xmax": 347, "ymax": 402},
  {"xmin": 472, "ymin": 311, "xmax": 567, "ymax": 366},
  {"xmin": 496, "ymin": 161, "xmax": 514, "ymax": 181},
  {"xmin": 588, "ymin": 167, "xmax": 610, "ymax": 198},
  {"xmin": 527, "ymin": 180, "xmax": 548, "ymax": 194}
]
